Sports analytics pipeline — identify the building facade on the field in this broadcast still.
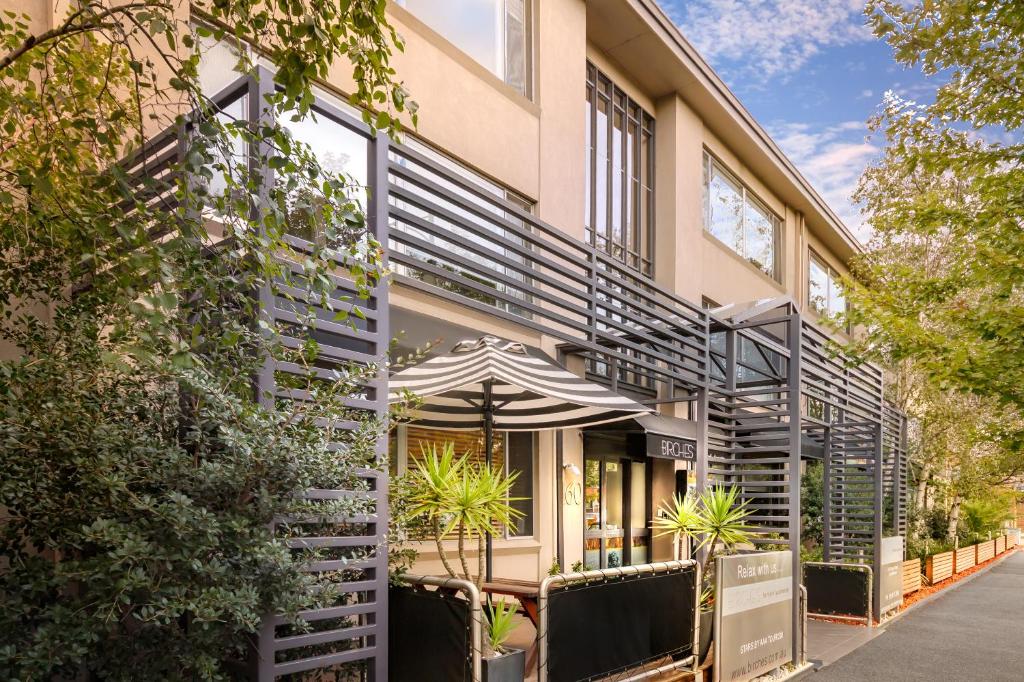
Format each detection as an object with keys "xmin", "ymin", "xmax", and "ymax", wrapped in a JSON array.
[
  {"xmin": 379, "ymin": 0, "xmax": 872, "ymax": 581},
  {"xmin": 5, "ymin": 0, "xmax": 910, "ymax": 678}
]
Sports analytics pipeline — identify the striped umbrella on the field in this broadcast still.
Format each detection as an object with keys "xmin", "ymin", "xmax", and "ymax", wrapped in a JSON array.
[
  {"xmin": 388, "ymin": 336, "xmax": 652, "ymax": 431},
  {"xmin": 389, "ymin": 335, "xmax": 652, "ymax": 581}
]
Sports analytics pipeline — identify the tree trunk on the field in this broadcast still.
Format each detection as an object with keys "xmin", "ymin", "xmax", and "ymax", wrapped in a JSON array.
[
  {"xmin": 947, "ymin": 496, "xmax": 961, "ymax": 546},
  {"xmin": 914, "ymin": 462, "xmax": 932, "ymax": 535},
  {"xmin": 477, "ymin": 532, "xmax": 486, "ymax": 589},
  {"xmin": 457, "ymin": 520, "xmax": 473, "ymax": 583},
  {"xmin": 433, "ymin": 518, "xmax": 458, "ymax": 579}
]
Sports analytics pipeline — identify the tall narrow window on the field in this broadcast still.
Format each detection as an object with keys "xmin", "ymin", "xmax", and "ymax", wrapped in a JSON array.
[
  {"xmin": 702, "ymin": 152, "xmax": 781, "ymax": 280},
  {"xmin": 808, "ymin": 251, "xmax": 846, "ymax": 321},
  {"xmin": 585, "ymin": 62, "xmax": 654, "ymax": 276},
  {"xmin": 398, "ymin": 0, "xmax": 530, "ymax": 96}
]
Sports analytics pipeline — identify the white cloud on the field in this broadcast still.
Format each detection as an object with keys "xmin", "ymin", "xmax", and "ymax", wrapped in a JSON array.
[
  {"xmin": 663, "ymin": 0, "xmax": 872, "ymax": 80},
  {"xmin": 768, "ymin": 120, "xmax": 880, "ymax": 242}
]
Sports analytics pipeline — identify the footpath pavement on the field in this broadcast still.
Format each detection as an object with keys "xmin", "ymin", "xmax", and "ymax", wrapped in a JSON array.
[{"xmin": 804, "ymin": 550, "xmax": 1024, "ymax": 680}]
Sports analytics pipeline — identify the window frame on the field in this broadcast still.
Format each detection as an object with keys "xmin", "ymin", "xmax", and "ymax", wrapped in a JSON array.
[
  {"xmin": 702, "ymin": 150, "xmax": 782, "ymax": 282},
  {"xmin": 395, "ymin": 0, "xmax": 533, "ymax": 98},
  {"xmin": 393, "ymin": 424, "xmax": 537, "ymax": 541},
  {"xmin": 807, "ymin": 249, "xmax": 848, "ymax": 325},
  {"xmin": 585, "ymin": 61, "xmax": 656, "ymax": 277}
]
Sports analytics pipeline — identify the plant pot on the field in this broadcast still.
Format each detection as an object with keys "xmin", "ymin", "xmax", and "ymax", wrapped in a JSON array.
[
  {"xmin": 483, "ymin": 647, "xmax": 525, "ymax": 682},
  {"xmin": 699, "ymin": 610, "xmax": 714, "ymax": 662}
]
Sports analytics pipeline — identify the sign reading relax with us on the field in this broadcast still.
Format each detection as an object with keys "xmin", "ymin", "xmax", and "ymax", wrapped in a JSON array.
[{"xmin": 714, "ymin": 551, "xmax": 793, "ymax": 682}]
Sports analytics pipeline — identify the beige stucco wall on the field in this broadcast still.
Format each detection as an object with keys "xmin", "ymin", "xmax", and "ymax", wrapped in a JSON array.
[{"xmin": 6, "ymin": 0, "xmax": 861, "ymax": 579}]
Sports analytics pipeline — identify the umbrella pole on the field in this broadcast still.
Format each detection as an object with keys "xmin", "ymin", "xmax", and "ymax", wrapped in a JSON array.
[{"xmin": 484, "ymin": 380, "xmax": 494, "ymax": 583}]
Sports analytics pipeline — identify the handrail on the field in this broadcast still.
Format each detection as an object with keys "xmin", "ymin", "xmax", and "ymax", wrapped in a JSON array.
[
  {"xmin": 536, "ymin": 560, "xmax": 700, "ymax": 682},
  {"xmin": 398, "ymin": 574, "xmax": 483, "ymax": 682}
]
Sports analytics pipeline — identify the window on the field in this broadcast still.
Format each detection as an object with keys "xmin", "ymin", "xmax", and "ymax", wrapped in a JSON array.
[
  {"xmin": 397, "ymin": 426, "xmax": 535, "ymax": 539},
  {"xmin": 397, "ymin": 0, "xmax": 529, "ymax": 95},
  {"xmin": 585, "ymin": 62, "xmax": 654, "ymax": 276},
  {"xmin": 505, "ymin": 432, "xmax": 534, "ymax": 537},
  {"xmin": 702, "ymin": 152, "xmax": 781, "ymax": 280},
  {"xmin": 808, "ymin": 251, "xmax": 846, "ymax": 321}
]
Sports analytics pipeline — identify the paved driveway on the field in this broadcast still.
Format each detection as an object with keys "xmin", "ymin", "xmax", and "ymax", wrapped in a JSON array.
[{"xmin": 809, "ymin": 550, "xmax": 1024, "ymax": 680}]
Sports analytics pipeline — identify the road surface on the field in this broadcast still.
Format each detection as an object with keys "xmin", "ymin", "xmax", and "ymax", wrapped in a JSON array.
[{"xmin": 809, "ymin": 550, "xmax": 1024, "ymax": 680}]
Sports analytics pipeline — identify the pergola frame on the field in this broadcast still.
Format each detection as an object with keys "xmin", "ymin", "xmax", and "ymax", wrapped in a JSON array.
[{"xmin": 136, "ymin": 70, "xmax": 909, "ymax": 677}]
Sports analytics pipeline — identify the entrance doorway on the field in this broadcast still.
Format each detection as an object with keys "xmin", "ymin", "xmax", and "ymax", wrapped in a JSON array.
[{"xmin": 583, "ymin": 453, "xmax": 649, "ymax": 569}]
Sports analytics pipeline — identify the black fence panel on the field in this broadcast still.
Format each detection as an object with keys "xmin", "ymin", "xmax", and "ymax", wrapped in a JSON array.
[
  {"xmin": 803, "ymin": 564, "xmax": 870, "ymax": 618},
  {"xmin": 546, "ymin": 566, "xmax": 696, "ymax": 682},
  {"xmin": 389, "ymin": 586, "xmax": 472, "ymax": 681}
]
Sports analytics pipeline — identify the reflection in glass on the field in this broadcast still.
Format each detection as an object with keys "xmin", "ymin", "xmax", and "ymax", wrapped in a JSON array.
[
  {"xmin": 703, "ymin": 152, "xmax": 780, "ymax": 280},
  {"xmin": 398, "ymin": 0, "xmax": 528, "ymax": 95}
]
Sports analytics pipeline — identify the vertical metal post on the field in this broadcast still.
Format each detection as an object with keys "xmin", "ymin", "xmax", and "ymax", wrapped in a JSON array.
[
  {"xmin": 484, "ymin": 379, "xmax": 495, "ymax": 583},
  {"xmin": 370, "ymin": 126, "xmax": 391, "ymax": 682},
  {"xmin": 822, "ymin": 426, "xmax": 832, "ymax": 562},
  {"xmin": 786, "ymin": 310, "xmax": 803, "ymax": 663},
  {"xmin": 872, "ymin": 421, "xmax": 883, "ymax": 623}
]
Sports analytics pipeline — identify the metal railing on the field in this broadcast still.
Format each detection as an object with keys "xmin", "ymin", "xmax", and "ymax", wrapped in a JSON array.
[
  {"xmin": 536, "ymin": 560, "xmax": 700, "ymax": 682},
  {"xmin": 397, "ymin": 574, "xmax": 483, "ymax": 682}
]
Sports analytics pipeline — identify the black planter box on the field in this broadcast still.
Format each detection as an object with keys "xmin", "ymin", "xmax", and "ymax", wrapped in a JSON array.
[
  {"xmin": 483, "ymin": 648, "xmax": 526, "ymax": 682},
  {"xmin": 699, "ymin": 609, "xmax": 713, "ymax": 662}
]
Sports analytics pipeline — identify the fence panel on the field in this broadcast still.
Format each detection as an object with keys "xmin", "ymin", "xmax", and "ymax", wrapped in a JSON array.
[
  {"xmin": 926, "ymin": 551, "xmax": 953, "ymax": 584},
  {"xmin": 976, "ymin": 540, "xmax": 995, "ymax": 563},
  {"xmin": 539, "ymin": 562, "xmax": 698, "ymax": 682},
  {"xmin": 901, "ymin": 559, "xmax": 921, "ymax": 595},
  {"xmin": 996, "ymin": 536, "xmax": 1006, "ymax": 554},
  {"xmin": 803, "ymin": 563, "xmax": 872, "ymax": 621},
  {"xmin": 955, "ymin": 546, "xmax": 976, "ymax": 573}
]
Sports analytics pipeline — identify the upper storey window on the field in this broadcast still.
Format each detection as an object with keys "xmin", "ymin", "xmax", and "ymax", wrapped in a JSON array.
[
  {"xmin": 397, "ymin": 0, "xmax": 529, "ymax": 95},
  {"xmin": 585, "ymin": 62, "xmax": 655, "ymax": 276},
  {"xmin": 703, "ymin": 152, "xmax": 781, "ymax": 281},
  {"xmin": 808, "ymin": 251, "xmax": 846, "ymax": 321}
]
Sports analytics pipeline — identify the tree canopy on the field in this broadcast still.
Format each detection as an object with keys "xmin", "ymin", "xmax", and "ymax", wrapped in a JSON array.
[
  {"xmin": 845, "ymin": 0, "xmax": 1024, "ymax": 539},
  {"xmin": 0, "ymin": 1, "xmax": 413, "ymax": 678}
]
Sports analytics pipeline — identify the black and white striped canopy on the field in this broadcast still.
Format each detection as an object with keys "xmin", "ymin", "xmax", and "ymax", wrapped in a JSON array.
[{"xmin": 388, "ymin": 336, "xmax": 652, "ymax": 431}]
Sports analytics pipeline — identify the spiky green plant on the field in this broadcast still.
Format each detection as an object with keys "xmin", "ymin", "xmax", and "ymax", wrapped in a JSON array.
[
  {"xmin": 654, "ymin": 485, "xmax": 753, "ymax": 611},
  {"xmin": 484, "ymin": 599, "xmax": 520, "ymax": 655},
  {"xmin": 405, "ymin": 442, "xmax": 523, "ymax": 587},
  {"xmin": 653, "ymin": 492, "xmax": 701, "ymax": 560}
]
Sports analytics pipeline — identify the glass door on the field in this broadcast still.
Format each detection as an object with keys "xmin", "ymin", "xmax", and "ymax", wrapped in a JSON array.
[{"xmin": 583, "ymin": 454, "xmax": 648, "ymax": 569}]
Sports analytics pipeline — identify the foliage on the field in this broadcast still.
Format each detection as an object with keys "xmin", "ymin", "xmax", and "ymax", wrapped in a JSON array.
[
  {"xmin": 0, "ymin": 1, "xmax": 414, "ymax": 679},
  {"xmin": 654, "ymin": 485, "xmax": 753, "ymax": 610},
  {"xmin": 404, "ymin": 442, "xmax": 523, "ymax": 588},
  {"xmin": 846, "ymin": 1, "xmax": 1024, "ymax": 545},
  {"xmin": 854, "ymin": 1, "xmax": 1024, "ymax": 416},
  {"xmin": 800, "ymin": 461, "xmax": 824, "ymax": 550},
  {"xmin": 960, "ymin": 490, "xmax": 1015, "ymax": 543},
  {"xmin": 484, "ymin": 599, "xmax": 519, "ymax": 655}
]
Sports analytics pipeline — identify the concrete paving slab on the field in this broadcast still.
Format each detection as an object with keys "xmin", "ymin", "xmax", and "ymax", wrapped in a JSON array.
[{"xmin": 805, "ymin": 551, "xmax": 1024, "ymax": 680}]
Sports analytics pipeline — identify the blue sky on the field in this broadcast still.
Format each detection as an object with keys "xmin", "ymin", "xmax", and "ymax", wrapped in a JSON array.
[{"xmin": 661, "ymin": 0, "xmax": 934, "ymax": 242}]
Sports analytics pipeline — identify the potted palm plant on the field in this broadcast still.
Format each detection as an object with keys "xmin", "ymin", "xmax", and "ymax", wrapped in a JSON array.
[
  {"xmin": 403, "ymin": 442, "xmax": 527, "ymax": 681},
  {"xmin": 483, "ymin": 598, "xmax": 526, "ymax": 682},
  {"xmin": 653, "ymin": 484, "xmax": 753, "ymax": 662}
]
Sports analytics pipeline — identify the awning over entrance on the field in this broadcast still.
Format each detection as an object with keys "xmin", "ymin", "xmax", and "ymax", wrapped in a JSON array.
[{"xmin": 585, "ymin": 414, "xmax": 698, "ymax": 462}]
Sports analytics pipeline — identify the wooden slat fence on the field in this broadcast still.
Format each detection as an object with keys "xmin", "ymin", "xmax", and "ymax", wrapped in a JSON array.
[
  {"xmin": 996, "ymin": 536, "xmax": 1006, "ymax": 554},
  {"xmin": 901, "ymin": 558, "xmax": 921, "ymax": 595},
  {"xmin": 976, "ymin": 540, "xmax": 995, "ymax": 563},
  {"xmin": 955, "ymin": 545, "xmax": 976, "ymax": 573},
  {"xmin": 926, "ymin": 551, "xmax": 953, "ymax": 584}
]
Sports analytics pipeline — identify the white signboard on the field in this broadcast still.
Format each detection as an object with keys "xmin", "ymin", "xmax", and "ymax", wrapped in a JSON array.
[
  {"xmin": 714, "ymin": 551, "xmax": 793, "ymax": 682},
  {"xmin": 879, "ymin": 535, "xmax": 904, "ymax": 616}
]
